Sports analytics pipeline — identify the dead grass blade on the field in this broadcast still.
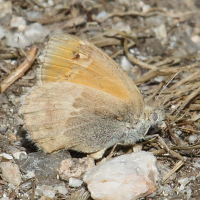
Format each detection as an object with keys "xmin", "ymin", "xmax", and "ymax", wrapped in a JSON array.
[{"xmin": 0, "ymin": 46, "xmax": 38, "ymax": 93}]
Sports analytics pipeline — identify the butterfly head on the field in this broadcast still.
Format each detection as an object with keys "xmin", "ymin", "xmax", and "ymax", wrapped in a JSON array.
[{"xmin": 144, "ymin": 106, "xmax": 165, "ymax": 128}]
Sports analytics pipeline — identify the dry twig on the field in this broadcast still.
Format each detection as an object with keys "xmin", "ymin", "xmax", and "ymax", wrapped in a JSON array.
[
  {"xmin": 124, "ymin": 40, "xmax": 156, "ymax": 70},
  {"xmin": 0, "ymin": 46, "xmax": 38, "ymax": 93},
  {"xmin": 99, "ymin": 9, "xmax": 198, "ymax": 23}
]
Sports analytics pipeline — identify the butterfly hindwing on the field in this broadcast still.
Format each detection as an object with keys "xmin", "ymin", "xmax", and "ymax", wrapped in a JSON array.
[{"xmin": 21, "ymin": 82, "xmax": 132, "ymax": 153}]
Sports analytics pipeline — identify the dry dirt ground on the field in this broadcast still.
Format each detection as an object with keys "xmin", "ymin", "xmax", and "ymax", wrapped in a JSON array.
[{"xmin": 1, "ymin": 0, "xmax": 200, "ymax": 199}]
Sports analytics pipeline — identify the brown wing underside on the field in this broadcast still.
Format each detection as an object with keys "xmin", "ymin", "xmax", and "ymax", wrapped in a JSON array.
[
  {"xmin": 41, "ymin": 34, "xmax": 144, "ymax": 116},
  {"xmin": 21, "ymin": 82, "xmax": 132, "ymax": 153}
]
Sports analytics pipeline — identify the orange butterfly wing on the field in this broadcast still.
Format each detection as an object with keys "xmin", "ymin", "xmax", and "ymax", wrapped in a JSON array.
[{"xmin": 41, "ymin": 34, "xmax": 144, "ymax": 116}]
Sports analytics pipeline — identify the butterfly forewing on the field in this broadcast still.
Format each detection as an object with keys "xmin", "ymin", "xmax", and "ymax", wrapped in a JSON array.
[{"xmin": 41, "ymin": 34, "xmax": 144, "ymax": 115}]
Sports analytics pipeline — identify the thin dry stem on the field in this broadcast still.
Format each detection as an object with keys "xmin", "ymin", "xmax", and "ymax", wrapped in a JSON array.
[
  {"xmin": 0, "ymin": 46, "xmax": 38, "ymax": 93},
  {"xmin": 124, "ymin": 40, "xmax": 156, "ymax": 70}
]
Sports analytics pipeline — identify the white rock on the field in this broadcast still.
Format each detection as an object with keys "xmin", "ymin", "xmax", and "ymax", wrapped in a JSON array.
[
  {"xmin": 6, "ymin": 31, "xmax": 31, "ymax": 48},
  {"xmin": 121, "ymin": 56, "xmax": 133, "ymax": 72},
  {"xmin": 6, "ymin": 22, "xmax": 50, "ymax": 48},
  {"xmin": 69, "ymin": 177, "xmax": 83, "ymax": 187},
  {"xmin": 13, "ymin": 151, "xmax": 27, "ymax": 160},
  {"xmin": 154, "ymin": 76, "xmax": 164, "ymax": 83},
  {"xmin": 26, "ymin": 11, "xmax": 42, "ymax": 20},
  {"xmin": 0, "ymin": 1, "xmax": 12, "ymax": 18},
  {"xmin": 7, "ymin": 183, "xmax": 15, "ymax": 189},
  {"xmin": 0, "ymin": 153, "xmax": 13, "ymax": 160},
  {"xmin": 0, "ymin": 162, "xmax": 22, "ymax": 186},
  {"xmin": 54, "ymin": 185, "xmax": 68, "ymax": 195},
  {"xmin": 96, "ymin": 11, "xmax": 107, "ymax": 20},
  {"xmin": 185, "ymin": 187, "xmax": 192, "ymax": 200},
  {"xmin": 83, "ymin": 151, "xmax": 158, "ymax": 200},
  {"xmin": 188, "ymin": 135, "xmax": 198, "ymax": 143},
  {"xmin": 35, "ymin": 185, "xmax": 56, "ymax": 198},
  {"xmin": 113, "ymin": 22, "xmax": 131, "ymax": 33},
  {"xmin": 0, "ymin": 25, "xmax": 5, "ymax": 39},
  {"xmin": 193, "ymin": 161, "xmax": 200, "ymax": 168},
  {"xmin": 42, "ymin": 186, "xmax": 56, "ymax": 198},
  {"xmin": 48, "ymin": 0, "xmax": 54, "ymax": 6},
  {"xmin": 155, "ymin": 24, "xmax": 167, "ymax": 40},
  {"xmin": 178, "ymin": 176, "xmax": 195, "ymax": 190},
  {"xmin": 142, "ymin": 4, "xmax": 151, "ymax": 12},
  {"xmin": 118, "ymin": 0, "xmax": 130, "ymax": 5},
  {"xmin": 23, "ymin": 171, "xmax": 35, "ymax": 179},
  {"xmin": 10, "ymin": 16, "xmax": 26, "ymax": 31},
  {"xmin": 25, "ymin": 22, "xmax": 50, "ymax": 43}
]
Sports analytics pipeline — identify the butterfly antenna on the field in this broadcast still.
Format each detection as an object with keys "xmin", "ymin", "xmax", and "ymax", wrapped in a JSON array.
[{"xmin": 154, "ymin": 70, "xmax": 181, "ymax": 106}]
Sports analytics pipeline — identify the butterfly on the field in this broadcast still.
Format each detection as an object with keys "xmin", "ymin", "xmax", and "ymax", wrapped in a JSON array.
[{"xmin": 21, "ymin": 34, "xmax": 164, "ymax": 158}]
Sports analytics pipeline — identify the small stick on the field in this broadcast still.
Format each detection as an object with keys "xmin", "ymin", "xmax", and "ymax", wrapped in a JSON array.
[
  {"xmin": 0, "ymin": 46, "xmax": 38, "ymax": 93},
  {"xmin": 124, "ymin": 40, "xmax": 156, "ymax": 70},
  {"xmin": 111, "ymin": 41, "xmax": 135, "ymax": 59},
  {"xmin": 179, "ymin": 127, "xmax": 200, "ymax": 134},
  {"xmin": 99, "ymin": 9, "xmax": 197, "ymax": 23},
  {"xmin": 166, "ymin": 116, "xmax": 180, "ymax": 145},
  {"xmin": 169, "ymin": 71, "xmax": 200, "ymax": 90},
  {"xmin": 163, "ymin": 160, "xmax": 184, "ymax": 181},
  {"xmin": 180, "ymin": 86, "xmax": 200, "ymax": 110},
  {"xmin": 0, "ymin": 63, "xmax": 11, "ymax": 74}
]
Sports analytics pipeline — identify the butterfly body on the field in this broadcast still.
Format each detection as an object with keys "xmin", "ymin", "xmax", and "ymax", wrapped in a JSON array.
[{"xmin": 21, "ymin": 34, "xmax": 164, "ymax": 156}]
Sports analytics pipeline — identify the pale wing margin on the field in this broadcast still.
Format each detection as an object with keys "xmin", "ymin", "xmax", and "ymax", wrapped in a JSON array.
[{"xmin": 21, "ymin": 82, "xmax": 132, "ymax": 153}]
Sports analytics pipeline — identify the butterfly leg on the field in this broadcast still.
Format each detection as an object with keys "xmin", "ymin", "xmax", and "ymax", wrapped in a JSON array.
[{"xmin": 88, "ymin": 148, "xmax": 107, "ymax": 160}]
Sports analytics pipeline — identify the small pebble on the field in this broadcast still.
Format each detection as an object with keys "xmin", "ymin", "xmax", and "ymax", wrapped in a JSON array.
[
  {"xmin": 25, "ymin": 22, "xmax": 50, "ymax": 43},
  {"xmin": 84, "ymin": 151, "xmax": 158, "ymax": 200},
  {"xmin": 59, "ymin": 157, "xmax": 95, "ymax": 180},
  {"xmin": 96, "ymin": 11, "xmax": 107, "ymax": 20},
  {"xmin": 19, "ymin": 151, "xmax": 70, "ymax": 184},
  {"xmin": 0, "ymin": 162, "xmax": 22, "ymax": 185},
  {"xmin": 188, "ymin": 134, "xmax": 198, "ymax": 144},
  {"xmin": 113, "ymin": 22, "xmax": 131, "ymax": 33},
  {"xmin": 26, "ymin": 11, "xmax": 42, "ymax": 20},
  {"xmin": 10, "ymin": 15, "xmax": 26, "ymax": 31},
  {"xmin": 13, "ymin": 151, "xmax": 27, "ymax": 160},
  {"xmin": 0, "ymin": 153, "xmax": 13, "ymax": 160},
  {"xmin": 69, "ymin": 177, "xmax": 83, "ymax": 188},
  {"xmin": 155, "ymin": 24, "xmax": 167, "ymax": 40},
  {"xmin": 120, "ymin": 56, "xmax": 133, "ymax": 72},
  {"xmin": 23, "ymin": 171, "xmax": 35, "ymax": 179},
  {"xmin": 35, "ymin": 185, "xmax": 56, "ymax": 198},
  {"xmin": 0, "ymin": 25, "xmax": 5, "ymax": 39},
  {"xmin": 6, "ymin": 31, "xmax": 31, "ymax": 48},
  {"xmin": 54, "ymin": 185, "xmax": 68, "ymax": 195},
  {"xmin": 0, "ymin": 1, "xmax": 12, "ymax": 18}
]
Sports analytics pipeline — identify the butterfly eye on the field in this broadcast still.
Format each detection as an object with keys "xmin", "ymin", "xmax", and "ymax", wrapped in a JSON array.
[{"xmin": 152, "ymin": 112, "xmax": 158, "ymax": 121}]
